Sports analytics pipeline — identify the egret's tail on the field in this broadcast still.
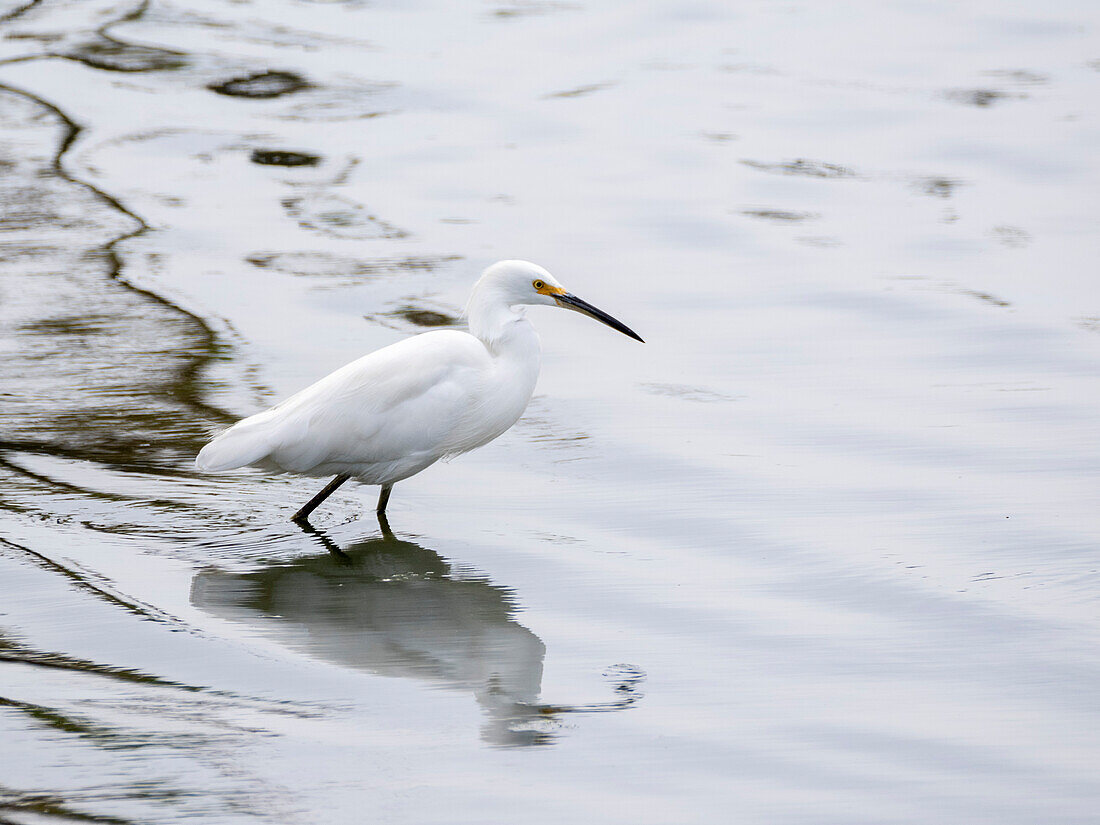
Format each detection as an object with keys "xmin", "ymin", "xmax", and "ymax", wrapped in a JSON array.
[{"xmin": 195, "ymin": 412, "xmax": 280, "ymax": 472}]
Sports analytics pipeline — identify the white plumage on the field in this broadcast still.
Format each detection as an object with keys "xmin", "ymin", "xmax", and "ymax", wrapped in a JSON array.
[{"xmin": 196, "ymin": 260, "xmax": 642, "ymax": 521}]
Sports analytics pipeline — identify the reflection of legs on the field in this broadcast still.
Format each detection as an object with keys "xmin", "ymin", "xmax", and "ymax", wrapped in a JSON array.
[
  {"xmin": 376, "ymin": 483, "xmax": 393, "ymax": 515},
  {"xmin": 377, "ymin": 510, "xmax": 395, "ymax": 541},
  {"xmin": 376, "ymin": 485, "xmax": 395, "ymax": 540},
  {"xmin": 292, "ymin": 474, "xmax": 350, "ymax": 523},
  {"xmin": 293, "ymin": 518, "xmax": 349, "ymax": 561},
  {"xmin": 294, "ymin": 509, "xmax": 394, "ymax": 556}
]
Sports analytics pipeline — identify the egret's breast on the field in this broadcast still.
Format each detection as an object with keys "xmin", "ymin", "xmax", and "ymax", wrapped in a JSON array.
[{"xmin": 445, "ymin": 321, "xmax": 541, "ymax": 456}]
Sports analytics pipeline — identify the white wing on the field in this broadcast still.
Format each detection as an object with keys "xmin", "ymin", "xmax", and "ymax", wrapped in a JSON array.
[{"xmin": 196, "ymin": 330, "xmax": 492, "ymax": 481}]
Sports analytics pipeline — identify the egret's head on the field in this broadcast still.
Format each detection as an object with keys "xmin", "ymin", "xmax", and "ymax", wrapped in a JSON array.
[{"xmin": 478, "ymin": 260, "xmax": 644, "ymax": 342}]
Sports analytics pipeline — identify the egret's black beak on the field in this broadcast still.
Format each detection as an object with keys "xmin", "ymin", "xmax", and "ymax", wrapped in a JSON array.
[{"xmin": 554, "ymin": 293, "xmax": 644, "ymax": 342}]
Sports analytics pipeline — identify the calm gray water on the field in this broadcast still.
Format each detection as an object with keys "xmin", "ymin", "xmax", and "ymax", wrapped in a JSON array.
[{"xmin": 1, "ymin": 1, "xmax": 1098, "ymax": 822}]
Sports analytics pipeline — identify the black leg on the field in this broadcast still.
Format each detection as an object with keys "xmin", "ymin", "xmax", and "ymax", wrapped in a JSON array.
[
  {"xmin": 291, "ymin": 474, "xmax": 350, "ymax": 523},
  {"xmin": 376, "ymin": 483, "xmax": 393, "ymax": 515}
]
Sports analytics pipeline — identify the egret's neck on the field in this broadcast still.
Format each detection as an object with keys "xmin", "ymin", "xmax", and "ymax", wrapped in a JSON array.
[{"xmin": 466, "ymin": 281, "xmax": 529, "ymax": 352}]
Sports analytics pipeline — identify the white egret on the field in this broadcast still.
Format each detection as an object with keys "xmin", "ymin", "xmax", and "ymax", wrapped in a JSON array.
[{"xmin": 196, "ymin": 260, "xmax": 643, "ymax": 522}]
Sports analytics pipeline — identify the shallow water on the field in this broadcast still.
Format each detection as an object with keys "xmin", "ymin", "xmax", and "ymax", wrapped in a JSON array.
[{"xmin": 1, "ymin": 1, "xmax": 1098, "ymax": 822}]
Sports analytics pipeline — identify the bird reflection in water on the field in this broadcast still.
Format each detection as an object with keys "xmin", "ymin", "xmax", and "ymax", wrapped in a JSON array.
[{"xmin": 190, "ymin": 517, "xmax": 644, "ymax": 746}]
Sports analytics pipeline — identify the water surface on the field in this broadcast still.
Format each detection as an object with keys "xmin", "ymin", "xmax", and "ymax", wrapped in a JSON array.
[{"xmin": 1, "ymin": 1, "xmax": 1098, "ymax": 822}]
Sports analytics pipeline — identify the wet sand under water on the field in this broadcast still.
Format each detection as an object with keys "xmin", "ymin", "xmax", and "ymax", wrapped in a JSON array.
[{"xmin": 1, "ymin": 1, "xmax": 1099, "ymax": 823}]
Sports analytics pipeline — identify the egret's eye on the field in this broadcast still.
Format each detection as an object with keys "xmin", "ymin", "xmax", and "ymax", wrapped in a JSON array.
[{"xmin": 533, "ymin": 280, "xmax": 545, "ymax": 290}]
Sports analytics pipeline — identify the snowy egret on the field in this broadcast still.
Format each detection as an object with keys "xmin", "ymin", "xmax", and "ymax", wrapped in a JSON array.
[{"xmin": 196, "ymin": 260, "xmax": 643, "ymax": 522}]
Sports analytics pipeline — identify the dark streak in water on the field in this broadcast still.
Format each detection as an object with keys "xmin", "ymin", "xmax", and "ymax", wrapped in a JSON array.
[
  {"xmin": 958, "ymin": 289, "xmax": 1011, "ymax": 307},
  {"xmin": 250, "ymin": 149, "xmax": 322, "ymax": 167},
  {"xmin": 915, "ymin": 176, "xmax": 965, "ymax": 198},
  {"xmin": 20, "ymin": 313, "xmax": 115, "ymax": 336},
  {"xmin": 0, "ymin": 537, "xmax": 193, "ymax": 628},
  {"xmin": 364, "ymin": 301, "xmax": 464, "ymax": 331},
  {"xmin": 741, "ymin": 158, "xmax": 859, "ymax": 178},
  {"xmin": 0, "ymin": 82, "xmax": 235, "ymax": 479},
  {"xmin": 46, "ymin": 0, "xmax": 191, "ymax": 73},
  {"xmin": 797, "ymin": 235, "xmax": 842, "ymax": 247},
  {"xmin": 0, "ymin": 0, "xmax": 43, "ymax": 24},
  {"xmin": 991, "ymin": 225, "xmax": 1031, "ymax": 248},
  {"xmin": 0, "ymin": 620, "xmax": 334, "ymax": 720},
  {"xmin": 208, "ymin": 70, "xmax": 311, "ymax": 98},
  {"xmin": 0, "ymin": 455, "xmax": 139, "ymax": 504},
  {"xmin": 983, "ymin": 69, "xmax": 1049, "ymax": 86},
  {"xmin": 740, "ymin": 208, "xmax": 819, "ymax": 222},
  {"xmin": 640, "ymin": 382, "xmax": 738, "ymax": 403},
  {"xmin": 68, "ymin": 38, "xmax": 190, "ymax": 73},
  {"xmin": 492, "ymin": 1, "xmax": 578, "ymax": 18},
  {"xmin": 0, "ymin": 631, "xmax": 200, "ymax": 692},
  {"xmin": 943, "ymin": 88, "xmax": 1015, "ymax": 107},
  {"xmin": 281, "ymin": 194, "xmax": 409, "ymax": 239},
  {"xmin": 542, "ymin": 82, "xmax": 613, "ymax": 99},
  {"xmin": 0, "ymin": 785, "xmax": 135, "ymax": 825},
  {"xmin": 247, "ymin": 252, "xmax": 461, "ymax": 276},
  {"xmin": 384, "ymin": 306, "xmax": 461, "ymax": 328},
  {"xmin": 0, "ymin": 696, "xmax": 154, "ymax": 751}
]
